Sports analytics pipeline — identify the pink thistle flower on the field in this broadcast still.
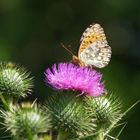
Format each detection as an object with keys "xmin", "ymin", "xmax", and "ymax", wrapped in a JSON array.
[{"xmin": 44, "ymin": 63, "xmax": 105, "ymax": 97}]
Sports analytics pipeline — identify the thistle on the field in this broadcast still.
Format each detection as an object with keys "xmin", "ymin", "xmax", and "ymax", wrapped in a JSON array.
[
  {"xmin": 0, "ymin": 62, "xmax": 34, "ymax": 111},
  {"xmin": 45, "ymin": 63, "xmax": 105, "ymax": 97},
  {"xmin": 45, "ymin": 92, "xmax": 96, "ymax": 139},
  {"xmin": 0, "ymin": 102, "xmax": 51, "ymax": 140},
  {"xmin": 0, "ymin": 51, "xmax": 138, "ymax": 140},
  {"xmin": 0, "ymin": 62, "xmax": 33, "ymax": 97},
  {"xmin": 84, "ymin": 94, "xmax": 122, "ymax": 138},
  {"xmin": 44, "ymin": 62, "xmax": 140, "ymax": 140},
  {"xmin": 85, "ymin": 94, "xmax": 122, "ymax": 125}
]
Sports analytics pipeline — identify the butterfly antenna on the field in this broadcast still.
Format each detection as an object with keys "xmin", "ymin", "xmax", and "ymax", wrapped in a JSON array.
[{"xmin": 60, "ymin": 43, "xmax": 75, "ymax": 56}]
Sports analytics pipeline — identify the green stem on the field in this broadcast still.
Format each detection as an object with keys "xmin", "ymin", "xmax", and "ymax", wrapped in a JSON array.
[
  {"xmin": 96, "ymin": 129, "xmax": 104, "ymax": 140},
  {"xmin": 26, "ymin": 127, "xmax": 35, "ymax": 140},
  {"xmin": 13, "ymin": 134, "xmax": 37, "ymax": 140},
  {"xmin": 57, "ymin": 130, "xmax": 69, "ymax": 140}
]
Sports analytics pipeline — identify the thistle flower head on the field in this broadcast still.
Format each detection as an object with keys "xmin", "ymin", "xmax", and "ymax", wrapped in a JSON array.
[
  {"xmin": 85, "ymin": 94, "xmax": 122, "ymax": 125},
  {"xmin": 45, "ymin": 92, "xmax": 96, "ymax": 138},
  {"xmin": 45, "ymin": 63, "xmax": 105, "ymax": 97},
  {"xmin": 0, "ymin": 102, "xmax": 51, "ymax": 139},
  {"xmin": 0, "ymin": 62, "xmax": 33, "ymax": 97}
]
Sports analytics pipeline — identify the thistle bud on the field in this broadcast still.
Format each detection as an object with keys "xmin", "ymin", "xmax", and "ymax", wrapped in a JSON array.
[
  {"xmin": 0, "ymin": 62, "xmax": 33, "ymax": 97},
  {"xmin": 85, "ymin": 94, "xmax": 122, "ymax": 125},
  {"xmin": 0, "ymin": 102, "xmax": 51, "ymax": 139}
]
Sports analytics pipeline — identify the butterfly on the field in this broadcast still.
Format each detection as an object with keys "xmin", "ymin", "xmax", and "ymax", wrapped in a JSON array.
[{"xmin": 62, "ymin": 23, "xmax": 111, "ymax": 68}]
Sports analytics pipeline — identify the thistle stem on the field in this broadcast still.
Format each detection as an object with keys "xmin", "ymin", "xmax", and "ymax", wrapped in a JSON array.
[
  {"xmin": 96, "ymin": 129, "xmax": 104, "ymax": 140},
  {"xmin": 26, "ymin": 126, "xmax": 36, "ymax": 140},
  {"xmin": 57, "ymin": 130, "xmax": 68, "ymax": 140}
]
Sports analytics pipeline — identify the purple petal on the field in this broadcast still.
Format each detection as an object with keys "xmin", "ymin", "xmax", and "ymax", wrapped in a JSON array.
[{"xmin": 45, "ymin": 63, "xmax": 105, "ymax": 97}]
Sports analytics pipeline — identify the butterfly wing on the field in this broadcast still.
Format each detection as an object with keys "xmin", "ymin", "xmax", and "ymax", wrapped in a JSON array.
[{"xmin": 78, "ymin": 23, "xmax": 111, "ymax": 68}]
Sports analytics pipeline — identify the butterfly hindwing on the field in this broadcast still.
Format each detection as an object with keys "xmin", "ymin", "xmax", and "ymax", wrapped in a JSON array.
[{"xmin": 78, "ymin": 23, "xmax": 111, "ymax": 68}]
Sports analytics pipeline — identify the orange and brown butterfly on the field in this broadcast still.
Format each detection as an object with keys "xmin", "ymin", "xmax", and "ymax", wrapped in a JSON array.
[{"xmin": 62, "ymin": 23, "xmax": 111, "ymax": 68}]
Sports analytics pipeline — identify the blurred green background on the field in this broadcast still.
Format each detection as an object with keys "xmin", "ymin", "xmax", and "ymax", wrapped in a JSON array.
[{"xmin": 0, "ymin": 0, "xmax": 140, "ymax": 139}]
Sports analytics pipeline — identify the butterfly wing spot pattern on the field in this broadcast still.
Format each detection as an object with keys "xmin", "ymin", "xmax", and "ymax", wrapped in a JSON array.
[{"xmin": 76, "ymin": 23, "xmax": 111, "ymax": 68}]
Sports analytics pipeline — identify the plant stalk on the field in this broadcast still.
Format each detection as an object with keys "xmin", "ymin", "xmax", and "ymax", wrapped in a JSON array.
[
  {"xmin": 57, "ymin": 130, "xmax": 69, "ymax": 140},
  {"xmin": 96, "ymin": 129, "xmax": 104, "ymax": 140}
]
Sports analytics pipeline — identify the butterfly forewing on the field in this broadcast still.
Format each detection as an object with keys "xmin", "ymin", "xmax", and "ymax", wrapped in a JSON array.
[{"xmin": 78, "ymin": 23, "xmax": 111, "ymax": 68}]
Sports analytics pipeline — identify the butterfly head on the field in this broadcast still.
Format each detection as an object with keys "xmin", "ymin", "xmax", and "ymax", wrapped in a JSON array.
[{"xmin": 72, "ymin": 55, "xmax": 85, "ymax": 66}]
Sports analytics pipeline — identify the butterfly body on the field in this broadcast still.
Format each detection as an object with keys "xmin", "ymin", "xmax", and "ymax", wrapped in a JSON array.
[{"xmin": 73, "ymin": 23, "xmax": 111, "ymax": 68}]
